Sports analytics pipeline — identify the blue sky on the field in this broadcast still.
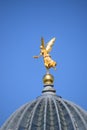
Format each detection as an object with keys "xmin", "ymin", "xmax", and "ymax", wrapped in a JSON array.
[{"xmin": 0, "ymin": 0, "xmax": 87, "ymax": 126}]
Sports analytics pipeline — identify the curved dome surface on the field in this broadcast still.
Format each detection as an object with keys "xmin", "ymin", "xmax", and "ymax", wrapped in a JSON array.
[{"xmin": 1, "ymin": 93, "xmax": 87, "ymax": 130}]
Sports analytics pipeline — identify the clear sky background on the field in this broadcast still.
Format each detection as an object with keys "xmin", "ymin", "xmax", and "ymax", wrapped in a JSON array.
[{"xmin": 0, "ymin": 0, "xmax": 87, "ymax": 126}]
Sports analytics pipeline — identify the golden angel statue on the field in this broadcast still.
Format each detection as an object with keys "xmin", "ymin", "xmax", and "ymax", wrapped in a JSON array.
[{"xmin": 33, "ymin": 37, "xmax": 57, "ymax": 71}]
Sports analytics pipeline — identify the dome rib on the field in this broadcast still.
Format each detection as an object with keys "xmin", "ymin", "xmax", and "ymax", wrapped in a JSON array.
[
  {"xmin": 30, "ymin": 98, "xmax": 45, "ymax": 130},
  {"xmin": 64, "ymin": 100, "xmax": 87, "ymax": 129},
  {"xmin": 52, "ymin": 98, "xmax": 62, "ymax": 130},
  {"xmin": 43, "ymin": 97, "xmax": 47, "ymax": 130},
  {"xmin": 28, "ymin": 98, "xmax": 44, "ymax": 130},
  {"xmin": 46, "ymin": 97, "xmax": 58, "ymax": 129},
  {"xmin": 57, "ymin": 98, "xmax": 76, "ymax": 130},
  {"xmin": 2, "ymin": 103, "xmax": 29, "ymax": 130},
  {"xmin": 74, "ymin": 104, "xmax": 87, "ymax": 122},
  {"xmin": 2, "ymin": 111, "xmax": 15, "ymax": 130},
  {"xmin": 19, "ymin": 101, "xmax": 39, "ymax": 130},
  {"xmin": 17, "ymin": 101, "xmax": 37, "ymax": 130}
]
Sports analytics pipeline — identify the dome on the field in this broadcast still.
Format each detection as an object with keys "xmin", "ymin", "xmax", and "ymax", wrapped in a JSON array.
[
  {"xmin": 1, "ymin": 86, "xmax": 87, "ymax": 130},
  {"xmin": 1, "ymin": 38, "xmax": 87, "ymax": 130}
]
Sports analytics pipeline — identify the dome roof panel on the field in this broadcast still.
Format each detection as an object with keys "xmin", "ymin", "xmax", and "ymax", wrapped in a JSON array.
[{"xmin": 1, "ymin": 94, "xmax": 87, "ymax": 130}]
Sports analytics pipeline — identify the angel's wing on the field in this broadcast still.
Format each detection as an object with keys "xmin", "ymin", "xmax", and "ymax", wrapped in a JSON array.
[
  {"xmin": 41, "ymin": 37, "xmax": 45, "ymax": 49},
  {"xmin": 46, "ymin": 37, "xmax": 56, "ymax": 53}
]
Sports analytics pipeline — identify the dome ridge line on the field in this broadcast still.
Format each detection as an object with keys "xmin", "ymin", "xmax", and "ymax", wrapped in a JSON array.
[
  {"xmin": 17, "ymin": 101, "xmax": 36, "ymax": 129},
  {"xmin": 59, "ymin": 98, "xmax": 77, "ymax": 130},
  {"xmin": 64, "ymin": 101, "xmax": 87, "ymax": 129},
  {"xmin": 64, "ymin": 99, "xmax": 87, "ymax": 115},
  {"xmin": 1, "ymin": 110, "xmax": 16, "ymax": 129},
  {"xmin": 3, "ymin": 103, "xmax": 29, "ymax": 130},
  {"xmin": 28, "ymin": 98, "xmax": 44, "ymax": 130},
  {"xmin": 52, "ymin": 97, "xmax": 62, "ymax": 130},
  {"xmin": 43, "ymin": 97, "xmax": 48, "ymax": 130}
]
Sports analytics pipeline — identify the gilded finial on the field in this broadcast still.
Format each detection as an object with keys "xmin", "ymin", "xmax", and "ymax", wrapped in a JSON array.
[
  {"xmin": 33, "ymin": 37, "xmax": 57, "ymax": 73},
  {"xmin": 43, "ymin": 73, "xmax": 54, "ymax": 85}
]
